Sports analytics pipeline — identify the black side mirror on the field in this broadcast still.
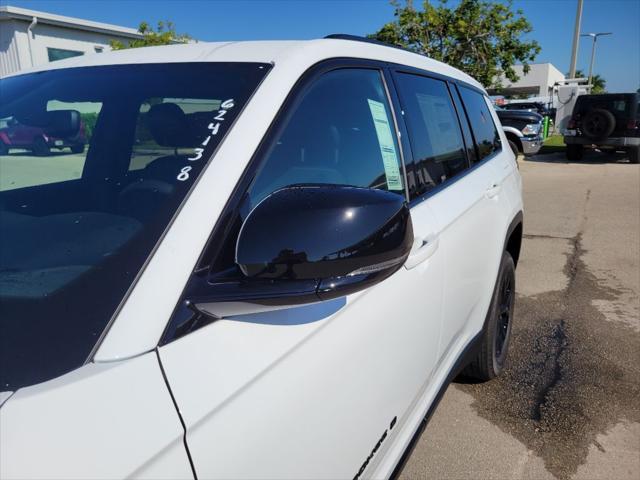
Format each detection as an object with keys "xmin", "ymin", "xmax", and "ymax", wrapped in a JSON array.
[{"xmin": 185, "ymin": 185, "xmax": 412, "ymax": 318}]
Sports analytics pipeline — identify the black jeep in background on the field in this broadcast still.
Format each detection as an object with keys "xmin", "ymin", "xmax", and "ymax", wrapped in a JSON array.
[{"xmin": 564, "ymin": 93, "xmax": 640, "ymax": 163}]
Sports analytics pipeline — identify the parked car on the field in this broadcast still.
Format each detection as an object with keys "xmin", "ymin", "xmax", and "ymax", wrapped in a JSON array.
[
  {"xmin": 503, "ymin": 101, "xmax": 555, "ymax": 118},
  {"xmin": 0, "ymin": 116, "xmax": 86, "ymax": 156},
  {"xmin": 496, "ymin": 107, "xmax": 544, "ymax": 156},
  {"xmin": 564, "ymin": 93, "xmax": 640, "ymax": 163},
  {"xmin": 0, "ymin": 36, "xmax": 523, "ymax": 479}
]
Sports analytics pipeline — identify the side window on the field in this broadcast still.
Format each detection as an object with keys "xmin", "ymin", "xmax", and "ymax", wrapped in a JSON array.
[
  {"xmin": 208, "ymin": 68, "xmax": 406, "ymax": 277},
  {"xmin": 394, "ymin": 72, "xmax": 468, "ymax": 198},
  {"xmin": 450, "ymin": 84, "xmax": 479, "ymax": 164},
  {"xmin": 246, "ymin": 68, "xmax": 404, "ymax": 211},
  {"xmin": 458, "ymin": 86, "xmax": 502, "ymax": 162},
  {"xmin": 47, "ymin": 47, "xmax": 84, "ymax": 62}
]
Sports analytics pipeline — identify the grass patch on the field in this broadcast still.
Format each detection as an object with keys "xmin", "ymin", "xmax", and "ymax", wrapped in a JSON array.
[{"xmin": 540, "ymin": 135, "xmax": 566, "ymax": 154}]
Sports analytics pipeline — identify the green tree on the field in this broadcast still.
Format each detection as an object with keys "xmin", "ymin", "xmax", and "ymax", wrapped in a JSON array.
[
  {"xmin": 110, "ymin": 20, "xmax": 191, "ymax": 50},
  {"xmin": 568, "ymin": 70, "xmax": 606, "ymax": 93},
  {"xmin": 370, "ymin": 0, "xmax": 540, "ymax": 88}
]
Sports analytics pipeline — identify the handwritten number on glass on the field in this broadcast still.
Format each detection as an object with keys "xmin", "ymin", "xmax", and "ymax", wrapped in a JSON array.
[{"xmin": 176, "ymin": 99, "xmax": 235, "ymax": 181}]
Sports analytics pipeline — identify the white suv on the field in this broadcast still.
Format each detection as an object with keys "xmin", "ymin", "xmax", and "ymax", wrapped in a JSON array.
[{"xmin": 0, "ymin": 36, "xmax": 523, "ymax": 479}]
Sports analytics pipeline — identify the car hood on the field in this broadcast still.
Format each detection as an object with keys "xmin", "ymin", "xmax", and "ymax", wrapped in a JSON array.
[{"xmin": 496, "ymin": 110, "xmax": 543, "ymax": 122}]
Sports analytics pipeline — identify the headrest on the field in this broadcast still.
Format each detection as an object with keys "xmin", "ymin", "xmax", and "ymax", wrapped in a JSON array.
[{"xmin": 147, "ymin": 103, "xmax": 200, "ymax": 148}]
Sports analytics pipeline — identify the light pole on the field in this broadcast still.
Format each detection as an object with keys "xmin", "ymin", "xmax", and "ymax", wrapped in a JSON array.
[
  {"xmin": 581, "ymin": 32, "xmax": 612, "ymax": 89},
  {"xmin": 568, "ymin": 0, "xmax": 584, "ymax": 79}
]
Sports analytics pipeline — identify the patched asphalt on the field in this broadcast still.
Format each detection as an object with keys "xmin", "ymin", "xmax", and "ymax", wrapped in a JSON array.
[{"xmin": 400, "ymin": 150, "xmax": 640, "ymax": 480}]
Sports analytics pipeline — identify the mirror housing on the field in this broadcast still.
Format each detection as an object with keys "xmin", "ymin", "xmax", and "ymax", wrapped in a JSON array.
[
  {"xmin": 237, "ymin": 185, "xmax": 412, "ymax": 284},
  {"xmin": 186, "ymin": 185, "xmax": 412, "ymax": 319}
]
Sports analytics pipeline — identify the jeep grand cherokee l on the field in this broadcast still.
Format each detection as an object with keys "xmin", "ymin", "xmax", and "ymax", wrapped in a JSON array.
[{"xmin": 0, "ymin": 36, "xmax": 523, "ymax": 479}]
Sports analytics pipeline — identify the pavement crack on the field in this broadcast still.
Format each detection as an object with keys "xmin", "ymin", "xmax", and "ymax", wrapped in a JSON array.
[
  {"xmin": 564, "ymin": 233, "xmax": 583, "ymax": 293},
  {"xmin": 522, "ymin": 233, "xmax": 573, "ymax": 240},
  {"xmin": 532, "ymin": 320, "xmax": 568, "ymax": 423}
]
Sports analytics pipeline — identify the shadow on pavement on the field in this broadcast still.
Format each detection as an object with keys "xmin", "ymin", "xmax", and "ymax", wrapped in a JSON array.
[{"xmin": 523, "ymin": 148, "xmax": 634, "ymax": 165}]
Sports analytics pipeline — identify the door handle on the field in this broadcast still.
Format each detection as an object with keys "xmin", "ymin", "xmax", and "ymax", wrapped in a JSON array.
[
  {"xmin": 485, "ymin": 182, "xmax": 501, "ymax": 198},
  {"xmin": 404, "ymin": 233, "xmax": 439, "ymax": 270}
]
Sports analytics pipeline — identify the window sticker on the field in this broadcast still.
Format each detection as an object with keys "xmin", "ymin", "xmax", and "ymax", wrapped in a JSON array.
[{"xmin": 367, "ymin": 99, "xmax": 403, "ymax": 191}]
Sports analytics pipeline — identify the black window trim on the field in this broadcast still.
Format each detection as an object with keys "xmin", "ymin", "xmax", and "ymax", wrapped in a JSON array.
[
  {"xmin": 447, "ymin": 80, "xmax": 479, "ymax": 164},
  {"xmin": 379, "ymin": 68, "xmax": 411, "ymax": 201}
]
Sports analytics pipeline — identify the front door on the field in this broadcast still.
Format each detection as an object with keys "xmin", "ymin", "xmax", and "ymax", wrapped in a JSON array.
[{"xmin": 158, "ymin": 64, "xmax": 444, "ymax": 479}]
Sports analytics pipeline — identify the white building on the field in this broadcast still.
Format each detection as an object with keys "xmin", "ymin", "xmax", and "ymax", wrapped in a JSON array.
[
  {"xmin": 0, "ymin": 6, "xmax": 143, "ymax": 77},
  {"xmin": 489, "ymin": 63, "xmax": 566, "ymax": 101}
]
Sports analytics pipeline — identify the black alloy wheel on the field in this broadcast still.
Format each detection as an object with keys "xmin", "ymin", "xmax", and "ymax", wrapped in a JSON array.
[
  {"xmin": 463, "ymin": 251, "xmax": 516, "ymax": 381},
  {"xmin": 495, "ymin": 265, "xmax": 515, "ymax": 364}
]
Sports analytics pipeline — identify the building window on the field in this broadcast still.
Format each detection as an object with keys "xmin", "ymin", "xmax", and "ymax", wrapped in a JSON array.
[{"xmin": 47, "ymin": 47, "xmax": 84, "ymax": 62}]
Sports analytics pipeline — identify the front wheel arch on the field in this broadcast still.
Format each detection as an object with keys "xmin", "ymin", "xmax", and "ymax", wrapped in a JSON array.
[{"xmin": 505, "ymin": 132, "xmax": 522, "ymax": 153}]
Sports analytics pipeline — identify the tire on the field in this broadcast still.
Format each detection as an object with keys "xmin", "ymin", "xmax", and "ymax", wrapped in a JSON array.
[
  {"xmin": 70, "ymin": 144, "xmax": 85, "ymax": 154},
  {"xmin": 582, "ymin": 109, "xmax": 616, "ymax": 140},
  {"xmin": 0, "ymin": 141, "xmax": 8, "ymax": 156},
  {"xmin": 628, "ymin": 146, "xmax": 639, "ymax": 164},
  {"xmin": 463, "ymin": 251, "xmax": 516, "ymax": 381},
  {"xmin": 32, "ymin": 137, "xmax": 50, "ymax": 156},
  {"xmin": 566, "ymin": 143, "xmax": 584, "ymax": 161},
  {"xmin": 508, "ymin": 139, "xmax": 520, "ymax": 157}
]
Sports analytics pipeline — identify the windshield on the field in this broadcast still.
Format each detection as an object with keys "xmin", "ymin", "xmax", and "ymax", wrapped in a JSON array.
[{"xmin": 0, "ymin": 62, "xmax": 270, "ymax": 391}]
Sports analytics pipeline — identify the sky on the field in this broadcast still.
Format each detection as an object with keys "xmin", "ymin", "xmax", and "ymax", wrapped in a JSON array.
[{"xmin": 4, "ymin": 0, "xmax": 640, "ymax": 92}]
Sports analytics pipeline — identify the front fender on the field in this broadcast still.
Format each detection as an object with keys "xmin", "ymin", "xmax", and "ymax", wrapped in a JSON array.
[{"xmin": 502, "ymin": 126, "xmax": 523, "ymax": 138}]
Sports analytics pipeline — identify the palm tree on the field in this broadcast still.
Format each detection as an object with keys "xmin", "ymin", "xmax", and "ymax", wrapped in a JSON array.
[{"xmin": 567, "ymin": 70, "xmax": 607, "ymax": 93}]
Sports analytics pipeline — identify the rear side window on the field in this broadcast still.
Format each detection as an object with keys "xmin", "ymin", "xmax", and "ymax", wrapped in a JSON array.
[
  {"xmin": 459, "ymin": 86, "xmax": 501, "ymax": 161},
  {"xmin": 246, "ymin": 68, "xmax": 404, "ymax": 210},
  {"xmin": 394, "ymin": 73, "xmax": 468, "ymax": 198}
]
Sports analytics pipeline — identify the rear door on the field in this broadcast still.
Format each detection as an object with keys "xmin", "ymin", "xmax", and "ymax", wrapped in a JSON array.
[
  {"xmin": 158, "ymin": 64, "xmax": 444, "ymax": 479},
  {"xmin": 392, "ymin": 71, "xmax": 507, "ymax": 360},
  {"xmin": 441, "ymin": 84, "xmax": 513, "ymax": 350}
]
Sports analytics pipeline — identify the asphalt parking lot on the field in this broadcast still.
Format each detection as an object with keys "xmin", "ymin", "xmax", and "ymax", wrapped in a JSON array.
[{"xmin": 401, "ymin": 149, "xmax": 640, "ymax": 479}]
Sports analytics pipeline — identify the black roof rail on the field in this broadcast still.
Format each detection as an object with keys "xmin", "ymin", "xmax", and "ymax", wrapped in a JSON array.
[{"xmin": 323, "ymin": 34, "xmax": 417, "ymax": 56}]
